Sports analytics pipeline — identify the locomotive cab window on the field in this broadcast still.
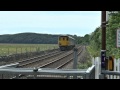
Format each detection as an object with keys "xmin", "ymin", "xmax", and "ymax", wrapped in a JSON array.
[
  {"xmin": 66, "ymin": 37, "xmax": 68, "ymax": 41},
  {"xmin": 63, "ymin": 37, "xmax": 65, "ymax": 40}
]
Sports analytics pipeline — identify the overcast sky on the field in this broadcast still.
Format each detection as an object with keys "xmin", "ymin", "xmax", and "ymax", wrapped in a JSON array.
[{"xmin": 0, "ymin": 11, "xmax": 101, "ymax": 36}]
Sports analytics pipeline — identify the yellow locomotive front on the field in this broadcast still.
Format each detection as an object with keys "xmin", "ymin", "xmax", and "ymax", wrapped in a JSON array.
[
  {"xmin": 58, "ymin": 35, "xmax": 75, "ymax": 51},
  {"xmin": 59, "ymin": 36, "xmax": 69, "ymax": 46}
]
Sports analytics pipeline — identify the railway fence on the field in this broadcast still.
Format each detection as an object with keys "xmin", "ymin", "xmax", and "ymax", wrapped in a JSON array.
[
  {"xmin": 92, "ymin": 57, "xmax": 120, "ymax": 79},
  {"xmin": 0, "ymin": 64, "xmax": 95, "ymax": 79},
  {"xmin": 0, "ymin": 48, "xmax": 59, "ymax": 65}
]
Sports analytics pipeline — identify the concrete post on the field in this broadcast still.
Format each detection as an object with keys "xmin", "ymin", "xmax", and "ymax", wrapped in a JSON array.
[{"xmin": 73, "ymin": 48, "xmax": 78, "ymax": 69}]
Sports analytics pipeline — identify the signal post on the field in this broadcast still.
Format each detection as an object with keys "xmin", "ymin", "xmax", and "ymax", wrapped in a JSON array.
[
  {"xmin": 100, "ymin": 11, "xmax": 114, "ymax": 79},
  {"xmin": 101, "ymin": 11, "xmax": 107, "ymax": 71}
]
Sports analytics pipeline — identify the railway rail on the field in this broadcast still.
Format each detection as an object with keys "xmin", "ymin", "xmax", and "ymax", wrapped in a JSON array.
[
  {"xmin": 38, "ymin": 46, "xmax": 83, "ymax": 69},
  {"xmin": 18, "ymin": 46, "xmax": 82, "ymax": 68},
  {"xmin": 18, "ymin": 51, "xmax": 65, "ymax": 67}
]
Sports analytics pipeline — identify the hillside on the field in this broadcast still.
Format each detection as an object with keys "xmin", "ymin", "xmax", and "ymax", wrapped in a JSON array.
[
  {"xmin": 0, "ymin": 33, "xmax": 59, "ymax": 44},
  {"xmin": 0, "ymin": 33, "xmax": 85, "ymax": 44}
]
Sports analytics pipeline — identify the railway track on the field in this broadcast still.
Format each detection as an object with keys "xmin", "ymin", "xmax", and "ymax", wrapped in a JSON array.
[
  {"xmin": 38, "ymin": 51, "xmax": 73, "ymax": 68},
  {"xmin": 17, "ymin": 46, "xmax": 82, "ymax": 68},
  {"xmin": 18, "ymin": 50, "xmax": 65, "ymax": 67},
  {"xmin": 38, "ymin": 46, "xmax": 83, "ymax": 69},
  {"xmin": 56, "ymin": 46, "xmax": 83, "ymax": 69}
]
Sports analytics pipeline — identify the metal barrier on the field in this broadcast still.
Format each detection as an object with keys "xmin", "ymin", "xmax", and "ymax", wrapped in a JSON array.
[
  {"xmin": 0, "ymin": 63, "xmax": 19, "ymax": 68},
  {"xmin": 0, "ymin": 64, "xmax": 95, "ymax": 79},
  {"xmin": 85, "ymin": 65, "xmax": 95, "ymax": 79},
  {"xmin": 101, "ymin": 70, "xmax": 120, "ymax": 79}
]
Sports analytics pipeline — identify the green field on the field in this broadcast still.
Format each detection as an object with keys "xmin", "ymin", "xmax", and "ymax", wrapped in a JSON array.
[{"xmin": 0, "ymin": 44, "xmax": 59, "ymax": 56}]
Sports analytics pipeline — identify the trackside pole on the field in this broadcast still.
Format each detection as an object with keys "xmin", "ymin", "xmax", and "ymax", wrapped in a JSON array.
[
  {"xmin": 73, "ymin": 48, "xmax": 78, "ymax": 69},
  {"xmin": 73, "ymin": 48, "xmax": 78, "ymax": 79}
]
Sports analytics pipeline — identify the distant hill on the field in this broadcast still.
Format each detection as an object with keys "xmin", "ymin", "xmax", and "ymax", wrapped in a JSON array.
[
  {"xmin": 0, "ymin": 33, "xmax": 59, "ymax": 44},
  {"xmin": 0, "ymin": 32, "xmax": 90, "ymax": 44}
]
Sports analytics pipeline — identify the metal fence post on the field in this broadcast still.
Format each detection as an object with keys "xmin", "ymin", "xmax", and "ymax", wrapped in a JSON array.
[
  {"xmin": 85, "ymin": 73, "xmax": 89, "ymax": 79},
  {"xmin": 66, "ymin": 74, "xmax": 70, "ymax": 79},
  {"xmin": 99, "ymin": 74, "xmax": 105, "ymax": 79},
  {"xmin": 73, "ymin": 48, "xmax": 78, "ymax": 69},
  {"xmin": 16, "ymin": 74, "xmax": 19, "ymax": 79},
  {"xmin": 2, "ymin": 74, "xmax": 3, "ymax": 79},
  {"xmin": 33, "ymin": 68, "xmax": 38, "ymax": 79},
  {"xmin": 8, "ymin": 48, "xmax": 9, "ymax": 55},
  {"xmin": 73, "ymin": 48, "xmax": 78, "ymax": 79}
]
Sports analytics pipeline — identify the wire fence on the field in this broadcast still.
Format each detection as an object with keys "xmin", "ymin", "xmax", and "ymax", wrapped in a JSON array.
[{"xmin": 0, "ymin": 45, "xmax": 59, "ymax": 65}]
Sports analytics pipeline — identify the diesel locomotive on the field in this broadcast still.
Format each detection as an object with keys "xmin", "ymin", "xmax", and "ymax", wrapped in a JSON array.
[{"xmin": 58, "ymin": 35, "xmax": 75, "ymax": 51}]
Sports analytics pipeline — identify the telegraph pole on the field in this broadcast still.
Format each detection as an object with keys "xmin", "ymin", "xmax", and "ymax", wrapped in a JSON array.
[{"xmin": 101, "ymin": 11, "xmax": 106, "ymax": 70}]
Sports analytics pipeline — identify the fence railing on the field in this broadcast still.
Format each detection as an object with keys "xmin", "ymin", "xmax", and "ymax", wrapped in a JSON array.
[
  {"xmin": 92, "ymin": 57, "xmax": 120, "ymax": 79},
  {"xmin": 1, "ymin": 56, "xmax": 120, "ymax": 79},
  {"xmin": 0, "ymin": 63, "xmax": 95, "ymax": 79}
]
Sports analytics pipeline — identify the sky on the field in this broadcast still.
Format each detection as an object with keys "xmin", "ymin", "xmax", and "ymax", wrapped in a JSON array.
[{"xmin": 0, "ymin": 11, "xmax": 101, "ymax": 36}]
